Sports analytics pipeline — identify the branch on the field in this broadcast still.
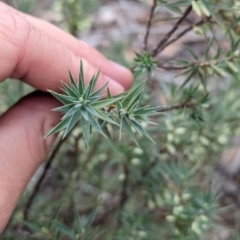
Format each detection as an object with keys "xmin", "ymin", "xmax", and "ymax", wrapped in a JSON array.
[
  {"xmin": 23, "ymin": 129, "xmax": 81, "ymax": 222},
  {"xmin": 92, "ymin": 176, "xmax": 129, "ymax": 227},
  {"xmin": 159, "ymin": 17, "xmax": 211, "ymax": 52},
  {"xmin": 157, "ymin": 53, "xmax": 239, "ymax": 71},
  {"xmin": 158, "ymin": 101, "xmax": 196, "ymax": 112},
  {"xmin": 152, "ymin": 5, "xmax": 192, "ymax": 57},
  {"xmin": 143, "ymin": 0, "xmax": 157, "ymax": 52},
  {"xmin": 91, "ymin": 148, "xmax": 177, "ymax": 227},
  {"xmin": 23, "ymin": 136, "xmax": 64, "ymax": 221},
  {"xmin": 131, "ymin": 18, "xmax": 212, "ymax": 73},
  {"xmin": 157, "ymin": 64, "xmax": 191, "ymax": 70},
  {"xmin": 119, "ymin": 164, "xmax": 129, "ymax": 209},
  {"xmin": 161, "ymin": 171, "xmax": 181, "ymax": 196}
]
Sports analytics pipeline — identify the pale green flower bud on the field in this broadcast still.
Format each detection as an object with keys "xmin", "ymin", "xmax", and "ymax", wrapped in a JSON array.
[
  {"xmin": 166, "ymin": 215, "xmax": 176, "ymax": 222},
  {"xmin": 131, "ymin": 158, "xmax": 141, "ymax": 165},
  {"xmin": 182, "ymin": 193, "xmax": 191, "ymax": 201},
  {"xmin": 173, "ymin": 194, "xmax": 180, "ymax": 205},
  {"xmin": 173, "ymin": 205, "xmax": 184, "ymax": 216},
  {"xmin": 133, "ymin": 147, "xmax": 143, "ymax": 155},
  {"xmin": 118, "ymin": 173, "xmax": 126, "ymax": 181}
]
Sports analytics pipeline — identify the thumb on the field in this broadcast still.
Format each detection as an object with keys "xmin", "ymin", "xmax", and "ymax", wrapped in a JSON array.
[{"xmin": 0, "ymin": 91, "xmax": 60, "ymax": 232}]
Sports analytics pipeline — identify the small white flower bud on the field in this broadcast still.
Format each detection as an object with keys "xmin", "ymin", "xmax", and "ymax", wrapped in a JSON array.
[
  {"xmin": 173, "ymin": 194, "xmax": 180, "ymax": 205},
  {"xmin": 118, "ymin": 173, "xmax": 126, "ymax": 181},
  {"xmin": 133, "ymin": 147, "xmax": 143, "ymax": 155},
  {"xmin": 166, "ymin": 215, "xmax": 176, "ymax": 222},
  {"xmin": 131, "ymin": 158, "xmax": 141, "ymax": 165},
  {"xmin": 173, "ymin": 205, "xmax": 184, "ymax": 216}
]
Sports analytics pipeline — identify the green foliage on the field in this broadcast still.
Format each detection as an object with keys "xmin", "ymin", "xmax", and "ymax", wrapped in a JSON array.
[
  {"xmin": 174, "ymin": 36, "xmax": 240, "ymax": 89},
  {"xmin": 46, "ymin": 62, "xmax": 160, "ymax": 146},
  {"xmin": 12, "ymin": 0, "xmax": 38, "ymax": 13},
  {"xmin": 134, "ymin": 52, "xmax": 158, "ymax": 76},
  {"xmin": 2, "ymin": 0, "xmax": 240, "ymax": 239},
  {"xmin": 0, "ymin": 79, "xmax": 32, "ymax": 113}
]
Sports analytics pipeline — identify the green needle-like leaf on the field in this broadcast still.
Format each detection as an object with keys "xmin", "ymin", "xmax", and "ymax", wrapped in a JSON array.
[
  {"xmin": 87, "ymin": 112, "xmax": 107, "ymax": 138},
  {"xmin": 91, "ymin": 96, "xmax": 123, "ymax": 109},
  {"xmin": 49, "ymin": 91, "xmax": 77, "ymax": 104},
  {"xmin": 78, "ymin": 61, "xmax": 85, "ymax": 95},
  {"xmin": 53, "ymin": 103, "xmax": 75, "ymax": 112},
  {"xmin": 88, "ymin": 95, "xmax": 102, "ymax": 102},
  {"xmin": 62, "ymin": 106, "xmax": 79, "ymax": 120},
  {"xmin": 63, "ymin": 110, "xmax": 81, "ymax": 138},
  {"xmin": 89, "ymin": 71, "xmax": 100, "ymax": 95},
  {"xmin": 84, "ymin": 105, "xmax": 115, "ymax": 125},
  {"xmin": 83, "ymin": 84, "xmax": 91, "ymax": 99},
  {"xmin": 96, "ymin": 110, "xmax": 118, "ymax": 126},
  {"xmin": 107, "ymin": 87, "xmax": 112, "ymax": 99},
  {"xmin": 90, "ymin": 81, "xmax": 108, "ymax": 98},
  {"xmin": 81, "ymin": 116, "xmax": 91, "ymax": 147},
  {"xmin": 84, "ymin": 207, "xmax": 98, "ymax": 230},
  {"xmin": 131, "ymin": 118, "xmax": 155, "ymax": 143},
  {"xmin": 119, "ymin": 116, "xmax": 124, "ymax": 140},
  {"xmin": 126, "ymin": 90, "xmax": 143, "ymax": 112},
  {"xmin": 133, "ymin": 106, "xmax": 162, "ymax": 116},
  {"xmin": 61, "ymin": 81, "xmax": 79, "ymax": 98},
  {"xmin": 121, "ymin": 81, "xmax": 144, "ymax": 108},
  {"xmin": 121, "ymin": 117, "xmax": 139, "ymax": 146},
  {"xmin": 80, "ymin": 107, "xmax": 89, "ymax": 121},
  {"xmin": 46, "ymin": 61, "xmax": 158, "ymax": 146},
  {"xmin": 68, "ymin": 70, "xmax": 79, "ymax": 94},
  {"xmin": 94, "ymin": 109, "xmax": 118, "ymax": 125},
  {"xmin": 52, "ymin": 221, "xmax": 75, "ymax": 238},
  {"xmin": 117, "ymin": 101, "xmax": 123, "ymax": 112},
  {"xmin": 44, "ymin": 117, "xmax": 70, "ymax": 138},
  {"xmin": 127, "ymin": 100, "xmax": 140, "ymax": 114}
]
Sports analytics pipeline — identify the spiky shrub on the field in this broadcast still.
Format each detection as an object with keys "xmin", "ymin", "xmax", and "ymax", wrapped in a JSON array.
[
  {"xmin": 2, "ymin": 0, "xmax": 240, "ymax": 240},
  {"xmin": 45, "ymin": 62, "xmax": 160, "ymax": 146}
]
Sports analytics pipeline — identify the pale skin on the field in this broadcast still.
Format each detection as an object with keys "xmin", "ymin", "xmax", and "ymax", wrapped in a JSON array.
[{"xmin": 0, "ymin": 2, "xmax": 133, "ymax": 232}]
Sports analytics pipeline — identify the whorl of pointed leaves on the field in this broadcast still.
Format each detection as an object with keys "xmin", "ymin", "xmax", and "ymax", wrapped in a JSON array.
[
  {"xmin": 45, "ymin": 62, "xmax": 161, "ymax": 147},
  {"xmin": 134, "ymin": 52, "xmax": 158, "ymax": 76}
]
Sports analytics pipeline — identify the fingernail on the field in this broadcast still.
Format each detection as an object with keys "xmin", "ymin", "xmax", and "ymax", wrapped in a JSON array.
[{"xmin": 105, "ymin": 76, "xmax": 125, "ymax": 94}]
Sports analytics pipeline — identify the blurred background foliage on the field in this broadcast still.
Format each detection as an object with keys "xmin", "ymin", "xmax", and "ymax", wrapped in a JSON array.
[{"xmin": 1, "ymin": 0, "xmax": 240, "ymax": 239}]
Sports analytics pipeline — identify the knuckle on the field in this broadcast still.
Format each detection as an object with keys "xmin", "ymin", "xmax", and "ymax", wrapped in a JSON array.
[{"xmin": 0, "ymin": 9, "xmax": 30, "ymax": 48}]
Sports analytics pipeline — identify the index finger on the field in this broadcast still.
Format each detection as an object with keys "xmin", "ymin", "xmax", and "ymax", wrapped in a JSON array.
[
  {"xmin": 0, "ymin": 2, "xmax": 133, "ymax": 90},
  {"xmin": 0, "ymin": 6, "xmax": 132, "ymax": 95}
]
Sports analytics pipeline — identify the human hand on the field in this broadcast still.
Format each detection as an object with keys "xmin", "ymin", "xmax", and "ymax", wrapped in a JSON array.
[{"xmin": 0, "ymin": 2, "xmax": 133, "ymax": 232}]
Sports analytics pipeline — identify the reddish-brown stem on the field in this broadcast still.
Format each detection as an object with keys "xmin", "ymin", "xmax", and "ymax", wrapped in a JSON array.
[
  {"xmin": 143, "ymin": 0, "xmax": 157, "ymax": 52},
  {"xmin": 152, "ymin": 5, "xmax": 193, "ymax": 57},
  {"xmin": 158, "ymin": 101, "xmax": 196, "ymax": 112},
  {"xmin": 160, "ymin": 18, "xmax": 210, "ymax": 52}
]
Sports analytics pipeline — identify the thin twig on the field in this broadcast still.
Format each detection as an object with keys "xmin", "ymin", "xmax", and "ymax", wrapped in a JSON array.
[
  {"xmin": 143, "ymin": 0, "xmax": 157, "ymax": 52},
  {"xmin": 157, "ymin": 51, "xmax": 239, "ymax": 71},
  {"xmin": 91, "ymin": 160, "xmax": 130, "ymax": 227},
  {"xmin": 74, "ymin": 133, "xmax": 82, "ymax": 155},
  {"xmin": 152, "ymin": 5, "xmax": 193, "ymax": 57},
  {"xmin": 159, "ymin": 17, "xmax": 210, "ymax": 52},
  {"xmin": 161, "ymin": 171, "xmax": 181, "ymax": 196},
  {"xmin": 157, "ymin": 64, "xmax": 192, "ymax": 70},
  {"xmin": 91, "ymin": 148, "xmax": 177, "ymax": 227},
  {"xmin": 158, "ymin": 101, "xmax": 196, "ymax": 112},
  {"xmin": 116, "ymin": 163, "xmax": 130, "ymax": 226},
  {"xmin": 23, "ymin": 135, "xmax": 66, "ymax": 221},
  {"xmin": 119, "ymin": 164, "xmax": 129, "ymax": 209},
  {"xmin": 131, "ymin": 18, "xmax": 211, "ymax": 73}
]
